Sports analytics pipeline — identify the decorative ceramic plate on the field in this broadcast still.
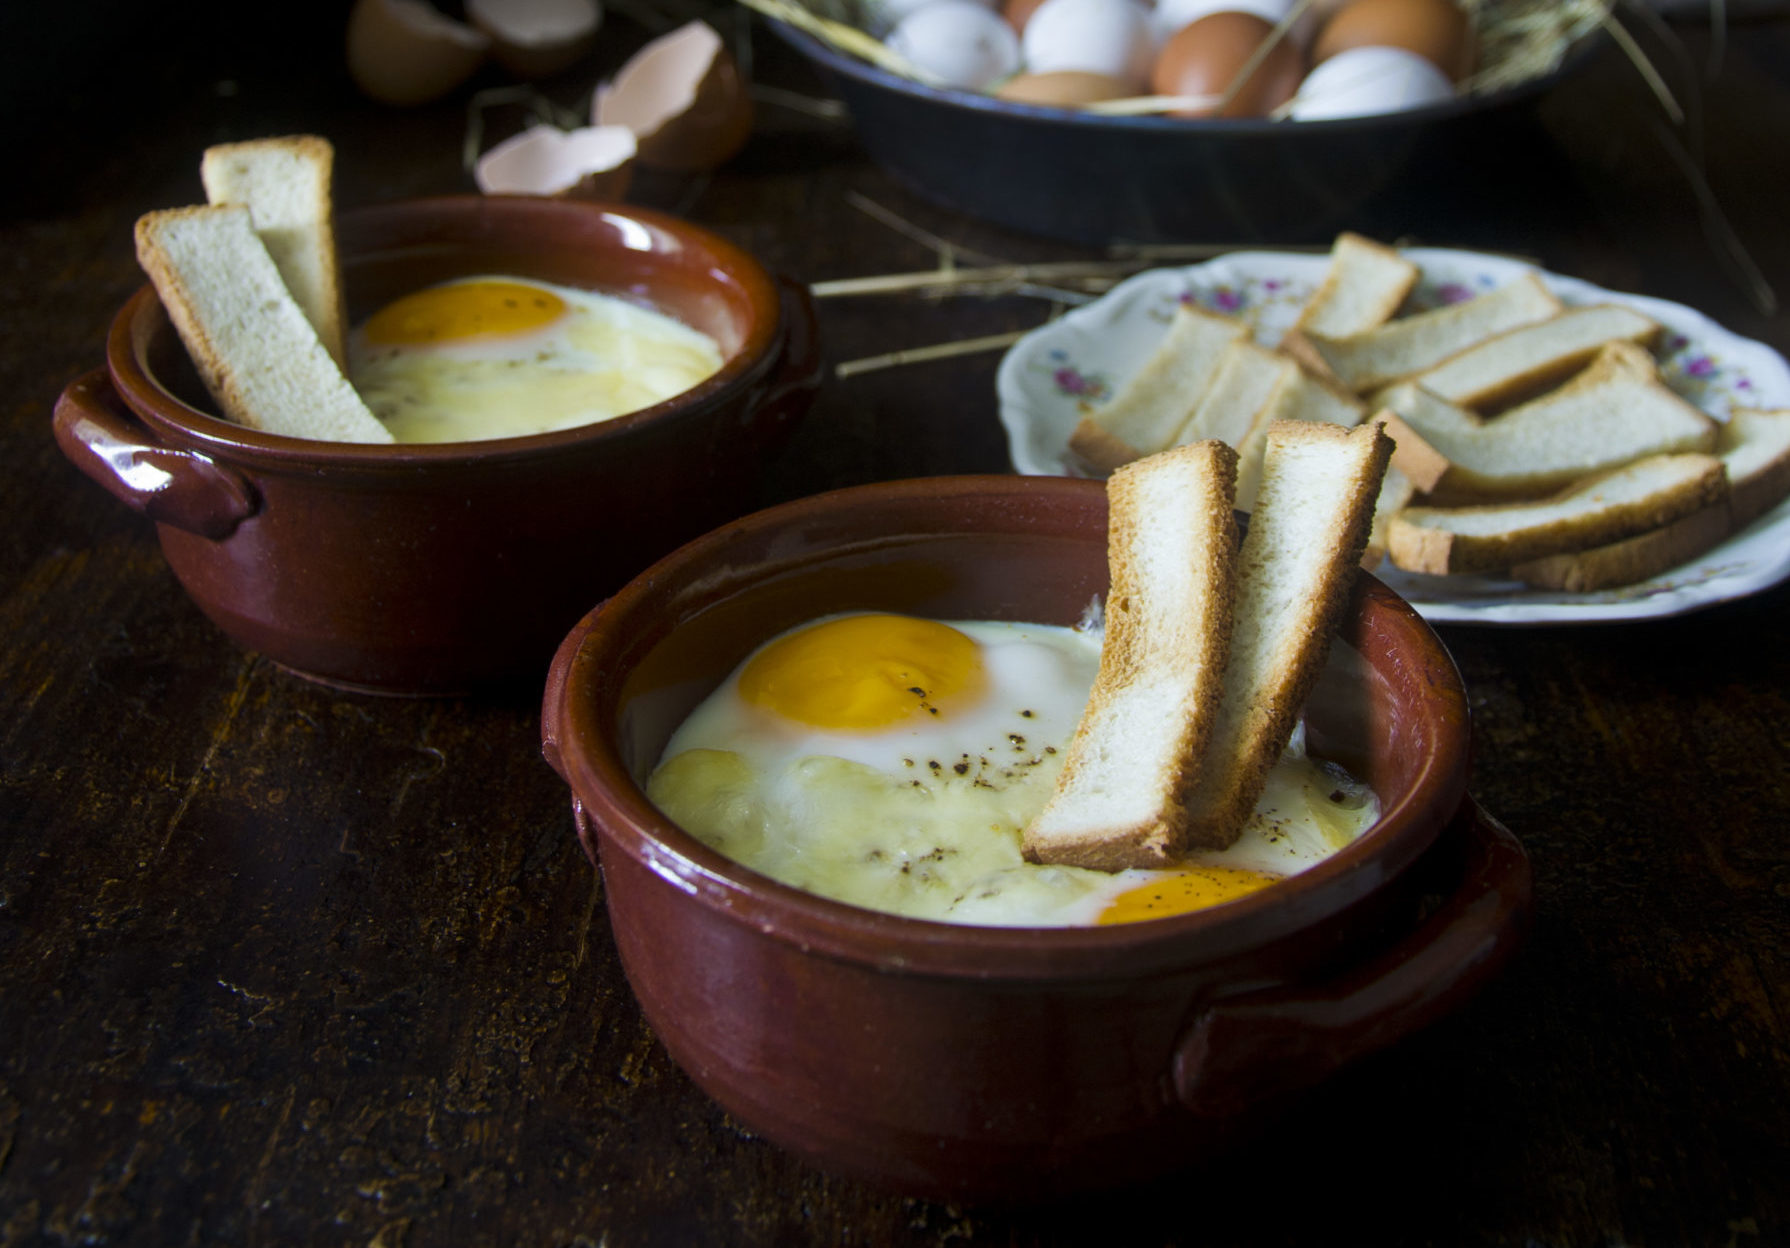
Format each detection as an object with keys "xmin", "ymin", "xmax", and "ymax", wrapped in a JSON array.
[{"xmin": 996, "ymin": 248, "xmax": 1790, "ymax": 625}]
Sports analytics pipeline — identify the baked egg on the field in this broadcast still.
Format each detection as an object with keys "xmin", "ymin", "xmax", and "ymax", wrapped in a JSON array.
[
  {"xmin": 646, "ymin": 611, "xmax": 1378, "ymax": 927},
  {"xmin": 347, "ymin": 275, "xmax": 723, "ymax": 442}
]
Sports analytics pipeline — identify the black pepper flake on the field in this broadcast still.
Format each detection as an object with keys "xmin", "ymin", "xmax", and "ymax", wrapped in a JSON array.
[
  {"xmin": 1020, "ymin": 709, "xmax": 1035, "ymax": 718},
  {"xmin": 953, "ymin": 761, "xmax": 970, "ymax": 775},
  {"xmin": 1328, "ymin": 789, "xmax": 1347, "ymax": 803}
]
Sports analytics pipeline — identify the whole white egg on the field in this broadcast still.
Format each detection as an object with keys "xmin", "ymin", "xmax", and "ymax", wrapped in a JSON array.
[
  {"xmin": 1021, "ymin": 0, "xmax": 1155, "ymax": 91},
  {"xmin": 885, "ymin": 1, "xmax": 1023, "ymax": 90},
  {"xmin": 1289, "ymin": 44, "xmax": 1455, "ymax": 120}
]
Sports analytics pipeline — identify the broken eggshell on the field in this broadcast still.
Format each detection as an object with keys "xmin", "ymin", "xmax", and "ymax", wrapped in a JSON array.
[
  {"xmin": 347, "ymin": 0, "xmax": 491, "ymax": 106},
  {"xmin": 475, "ymin": 123, "xmax": 637, "ymax": 199},
  {"xmin": 593, "ymin": 21, "xmax": 753, "ymax": 173},
  {"xmin": 467, "ymin": 0, "xmax": 603, "ymax": 79}
]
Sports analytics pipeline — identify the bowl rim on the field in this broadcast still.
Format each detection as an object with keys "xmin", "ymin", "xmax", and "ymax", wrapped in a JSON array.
[
  {"xmin": 107, "ymin": 195, "xmax": 786, "ymax": 470},
  {"xmin": 773, "ymin": 19, "xmax": 1593, "ymax": 134},
  {"xmin": 552, "ymin": 473, "xmax": 1473, "ymax": 981}
]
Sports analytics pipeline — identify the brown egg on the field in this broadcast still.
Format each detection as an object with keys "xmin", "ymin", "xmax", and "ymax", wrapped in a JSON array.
[
  {"xmin": 1312, "ymin": 0, "xmax": 1476, "ymax": 81},
  {"xmin": 1003, "ymin": 0, "xmax": 1050, "ymax": 36},
  {"xmin": 1150, "ymin": 11, "xmax": 1305, "ymax": 119},
  {"xmin": 995, "ymin": 70, "xmax": 1132, "ymax": 107},
  {"xmin": 346, "ymin": 0, "xmax": 490, "ymax": 106}
]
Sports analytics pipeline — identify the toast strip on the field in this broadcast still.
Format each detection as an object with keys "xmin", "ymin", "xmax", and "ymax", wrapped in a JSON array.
[
  {"xmin": 1392, "ymin": 303, "xmax": 1661, "ymax": 410},
  {"xmin": 1291, "ymin": 233, "xmax": 1419, "ymax": 338},
  {"xmin": 1509, "ymin": 503, "xmax": 1731, "ymax": 592},
  {"xmin": 1386, "ymin": 452, "xmax": 1727, "ymax": 575},
  {"xmin": 1171, "ymin": 340, "xmax": 1297, "ymax": 450},
  {"xmin": 1022, "ymin": 441, "xmax": 1240, "ymax": 870},
  {"xmin": 201, "ymin": 135, "xmax": 347, "ymax": 367},
  {"xmin": 1298, "ymin": 273, "xmax": 1564, "ymax": 394},
  {"xmin": 1233, "ymin": 368, "xmax": 1368, "ymax": 512},
  {"xmin": 1068, "ymin": 303, "xmax": 1245, "ymax": 470},
  {"xmin": 1378, "ymin": 343, "xmax": 1718, "ymax": 501},
  {"xmin": 135, "ymin": 206, "xmax": 393, "ymax": 444},
  {"xmin": 1181, "ymin": 420, "xmax": 1392, "ymax": 849},
  {"xmin": 1721, "ymin": 407, "xmax": 1790, "ymax": 528},
  {"xmin": 1510, "ymin": 406, "xmax": 1790, "ymax": 589}
]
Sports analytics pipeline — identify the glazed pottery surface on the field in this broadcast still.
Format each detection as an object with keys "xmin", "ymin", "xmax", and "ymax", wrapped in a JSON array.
[
  {"xmin": 541, "ymin": 476, "xmax": 1531, "ymax": 1202},
  {"xmin": 53, "ymin": 197, "xmax": 821, "ymax": 694}
]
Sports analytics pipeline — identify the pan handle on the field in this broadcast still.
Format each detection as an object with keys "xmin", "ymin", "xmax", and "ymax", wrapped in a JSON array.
[
  {"xmin": 1171, "ymin": 798, "xmax": 1531, "ymax": 1119},
  {"xmin": 52, "ymin": 368, "xmax": 257, "ymax": 541}
]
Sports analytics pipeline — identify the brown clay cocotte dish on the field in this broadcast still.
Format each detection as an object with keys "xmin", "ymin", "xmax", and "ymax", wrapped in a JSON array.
[
  {"xmin": 53, "ymin": 196, "xmax": 821, "ymax": 695},
  {"xmin": 540, "ymin": 474, "xmax": 1532, "ymax": 1202}
]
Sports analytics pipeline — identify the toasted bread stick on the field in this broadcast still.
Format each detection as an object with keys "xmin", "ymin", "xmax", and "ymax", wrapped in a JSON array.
[
  {"xmin": 1182, "ymin": 420, "xmax": 1392, "ymax": 849},
  {"xmin": 1023, "ymin": 440, "xmax": 1240, "ymax": 870}
]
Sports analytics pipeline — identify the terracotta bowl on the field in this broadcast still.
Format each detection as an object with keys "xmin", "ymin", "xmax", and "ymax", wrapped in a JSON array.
[
  {"xmin": 540, "ymin": 475, "xmax": 1532, "ymax": 1202},
  {"xmin": 53, "ymin": 197, "xmax": 820, "ymax": 695}
]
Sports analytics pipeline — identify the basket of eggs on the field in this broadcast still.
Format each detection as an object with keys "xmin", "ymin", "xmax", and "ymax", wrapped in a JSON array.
[{"xmin": 759, "ymin": 0, "xmax": 1606, "ymax": 242}]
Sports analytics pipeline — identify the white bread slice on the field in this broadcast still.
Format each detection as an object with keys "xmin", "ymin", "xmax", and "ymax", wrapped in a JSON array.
[
  {"xmin": 1362, "ymin": 463, "xmax": 1417, "ymax": 571},
  {"xmin": 1378, "ymin": 343, "xmax": 1719, "ymax": 501},
  {"xmin": 1386, "ymin": 452, "xmax": 1727, "ymax": 575},
  {"xmin": 1023, "ymin": 441, "xmax": 1240, "ymax": 870},
  {"xmin": 1171, "ymin": 340, "xmax": 1298, "ymax": 450},
  {"xmin": 1721, "ymin": 407, "xmax": 1790, "ymax": 529},
  {"xmin": 135, "ymin": 206, "xmax": 393, "ymax": 444},
  {"xmin": 1371, "ymin": 410, "xmax": 1452, "ymax": 495},
  {"xmin": 201, "ymin": 135, "xmax": 347, "ymax": 368},
  {"xmin": 1510, "ymin": 406, "xmax": 1790, "ymax": 590},
  {"xmin": 1508, "ymin": 503, "xmax": 1731, "ymax": 592},
  {"xmin": 1181, "ymin": 420, "xmax": 1392, "ymax": 849},
  {"xmin": 1388, "ymin": 303, "xmax": 1662, "ymax": 410},
  {"xmin": 1295, "ymin": 273, "xmax": 1564, "ymax": 394},
  {"xmin": 1068, "ymin": 303, "xmax": 1245, "ymax": 471},
  {"xmin": 1233, "ymin": 367, "xmax": 1368, "ymax": 512},
  {"xmin": 1291, "ymin": 233, "xmax": 1419, "ymax": 338}
]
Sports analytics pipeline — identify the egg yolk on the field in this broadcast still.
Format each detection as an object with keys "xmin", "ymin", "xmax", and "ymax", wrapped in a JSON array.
[
  {"xmin": 738, "ymin": 614, "xmax": 988, "ymax": 731},
  {"xmin": 1095, "ymin": 866, "xmax": 1281, "ymax": 925},
  {"xmin": 360, "ymin": 279, "xmax": 568, "ymax": 346}
]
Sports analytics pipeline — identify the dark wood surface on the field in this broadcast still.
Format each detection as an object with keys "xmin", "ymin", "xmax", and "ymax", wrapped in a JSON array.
[{"xmin": 3, "ymin": 5, "xmax": 1787, "ymax": 1244}]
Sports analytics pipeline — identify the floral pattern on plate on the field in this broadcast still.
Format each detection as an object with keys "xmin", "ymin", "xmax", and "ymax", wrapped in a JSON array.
[{"xmin": 995, "ymin": 247, "xmax": 1790, "ymax": 625}]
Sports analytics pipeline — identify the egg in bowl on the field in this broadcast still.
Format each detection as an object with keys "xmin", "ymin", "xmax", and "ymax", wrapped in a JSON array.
[
  {"xmin": 645, "ymin": 610, "xmax": 1378, "ymax": 926},
  {"xmin": 349, "ymin": 275, "xmax": 725, "ymax": 443}
]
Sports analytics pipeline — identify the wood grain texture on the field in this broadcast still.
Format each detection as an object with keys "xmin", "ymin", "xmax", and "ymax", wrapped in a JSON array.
[{"xmin": 1, "ymin": 5, "xmax": 1786, "ymax": 1245}]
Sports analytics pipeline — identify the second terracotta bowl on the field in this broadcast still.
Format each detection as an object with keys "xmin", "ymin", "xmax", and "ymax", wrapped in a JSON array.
[
  {"xmin": 541, "ymin": 475, "xmax": 1531, "ymax": 1202},
  {"xmin": 53, "ymin": 196, "xmax": 821, "ymax": 694}
]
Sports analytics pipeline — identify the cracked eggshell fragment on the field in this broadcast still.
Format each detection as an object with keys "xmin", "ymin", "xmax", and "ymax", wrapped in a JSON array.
[
  {"xmin": 593, "ymin": 21, "xmax": 753, "ymax": 173},
  {"xmin": 347, "ymin": 0, "xmax": 491, "ymax": 106},
  {"xmin": 474, "ymin": 124, "xmax": 637, "ymax": 199},
  {"xmin": 467, "ymin": 0, "xmax": 602, "ymax": 79}
]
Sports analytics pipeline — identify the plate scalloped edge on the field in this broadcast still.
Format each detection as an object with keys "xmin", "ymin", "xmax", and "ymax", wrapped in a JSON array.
[{"xmin": 995, "ymin": 247, "xmax": 1790, "ymax": 626}]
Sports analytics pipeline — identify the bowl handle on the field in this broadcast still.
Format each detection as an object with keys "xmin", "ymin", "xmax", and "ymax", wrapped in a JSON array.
[
  {"xmin": 1170, "ymin": 797, "xmax": 1531, "ymax": 1119},
  {"xmin": 541, "ymin": 602, "xmax": 609, "ymax": 868},
  {"xmin": 52, "ymin": 368, "xmax": 258, "ymax": 541}
]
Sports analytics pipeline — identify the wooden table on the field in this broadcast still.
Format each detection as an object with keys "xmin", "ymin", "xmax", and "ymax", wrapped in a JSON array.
[{"xmin": 3, "ymin": 5, "xmax": 1786, "ymax": 1244}]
